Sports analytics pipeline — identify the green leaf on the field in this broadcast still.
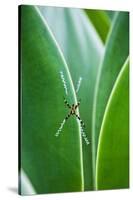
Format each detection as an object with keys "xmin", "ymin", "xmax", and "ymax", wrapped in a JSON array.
[
  {"xmin": 96, "ymin": 58, "xmax": 129, "ymax": 190},
  {"xmin": 92, "ymin": 12, "xmax": 129, "ymax": 183},
  {"xmin": 106, "ymin": 10, "xmax": 115, "ymax": 21},
  {"xmin": 21, "ymin": 5, "xmax": 84, "ymax": 194},
  {"xmin": 38, "ymin": 6, "xmax": 104, "ymax": 190},
  {"xmin": 84, "ymin": 9, "xmax": 111, "ymax": 43}
]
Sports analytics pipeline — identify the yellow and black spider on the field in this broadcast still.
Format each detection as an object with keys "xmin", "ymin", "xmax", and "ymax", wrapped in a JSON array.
[{"xmin": 64, "ymin": 98, "xmax": 85, "ymax": 128}]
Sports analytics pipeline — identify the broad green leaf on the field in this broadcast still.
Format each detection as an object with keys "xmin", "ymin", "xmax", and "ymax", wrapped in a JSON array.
[
  {"xmin": 84, "ymin": 9, "xmax": 111, "ymax": 43},
  {"xmin": 92, "ymin": 12, "xmax": 129, "ymax": 182},
  {"xmin": 106, "ymin": 10, "xmax": 115, "ymax": 20},
  {"xmin": 19, "ymin": 169, "xmax": 36, "ymax": 195},
  {"xmin": 21, "ymin": 5, "xmax": 84, "ymax": 194},
  {"xmin": 96, "ymin": 59, "xmax": 129, "ymax": 190},
  {"xmin": 38, "ymin": 6, "xmax": 104, "ymax": 190}
]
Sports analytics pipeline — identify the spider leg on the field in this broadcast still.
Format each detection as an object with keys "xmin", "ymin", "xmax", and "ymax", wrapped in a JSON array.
[
  {"xmin": 75, "ymin": 114, "xmax": 85, "ymax": 128},
  {"xmin": 75, "ymin": 99, "xmax": 81, "ymax": 109},
  {"xmin": 65, "ymin": 112, "xmax": 71, "ymax": 121},
  {"xmin": 75, "ymin": 114, "xmax": 90, "ymax": 145},
  {"xmin": 64, "ymin": 98, "xmax": 71, "ymax": 109}
]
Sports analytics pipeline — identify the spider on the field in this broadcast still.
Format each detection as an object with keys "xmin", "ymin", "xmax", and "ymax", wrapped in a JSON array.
[
  {"xmin": 64, "ymin": 98, "xmax": 85, "ymax": 128},
  {"xmin": 55, "ymin": 97, "xmax": 89, "ymax": 145}
]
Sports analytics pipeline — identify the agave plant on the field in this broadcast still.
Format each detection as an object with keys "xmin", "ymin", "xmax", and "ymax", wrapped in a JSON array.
[{"xmin": 19, "ymin": 5, "xmax": 129, "ymax": 195}]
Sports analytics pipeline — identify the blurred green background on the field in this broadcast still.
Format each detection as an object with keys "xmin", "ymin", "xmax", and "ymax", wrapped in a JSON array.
[{"xmin": 19, "ymin": 5, "xmax": 129, "ymax": 195}]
